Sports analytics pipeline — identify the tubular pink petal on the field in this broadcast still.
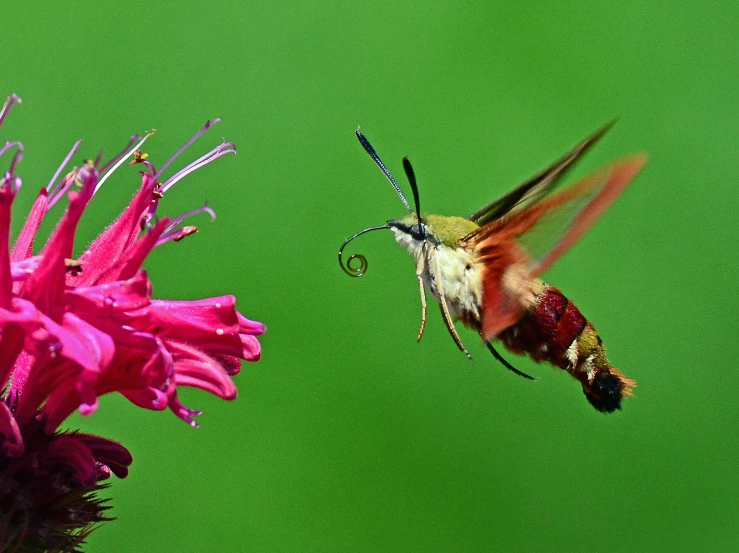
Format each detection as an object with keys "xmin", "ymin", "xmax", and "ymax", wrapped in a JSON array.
[
  {"xmin": 75, "ymin": 434, "xmax": 133, "ymax": 478},
  {"xmin": 42, "ymin": 382, "xmax": 94, "ymax": 432},
  {"xmin": 168, "ymin": 340, "xmax": 237, "ymax": 399},
  {"xmin": 211, "ymin": 354, "xmax": 242, "ymax": 376},
  {"xmin": 11, "ymin": 352, "xmax": 56, "ymax": 426},
  {"xmin": 238, "ymin": 313, "xmax": 267, "ymax": 336},
  {"xmin": 70, "ymin": 174, "xmax": 157, "ymax": 287},
  {"xmin": 65, "ymin": 270, "xmax": 152, "ymax": 316},
  {"xmin": 0, "ymin": 401, "xmax": 24, "ymax": 457},
  {"xmin": 108, "ymin": 219, "xmax": 169, "ymax": 283},
  {"xmin": 0, "ymin": 186, "xmax": 15, "ymax": 308},
  {"xmin": 79, "ymin": 399, "xmax": 99, "ymax": 416},
  {"xmin": 11, "ymin": 188, "xmax": 48, "ymax": 262},
  {"xmin": 20, "ymin": 164, "xmax": 97, "ymax": 318},
  {"xmin": 120, "ymin": 387, "xmax": 168, "ymax": 411},
  {"xmin": 240, "ymin": 334, "xmax": 262, "ymax": 361},
  {"xmin": 167, "ymin": 394, "xmax": 203, "ymax": 428},
  {"xmin": 0, "ymin": 328, "xmax": 24, "ymax": 390},
  {"xmin": 47, "ymin": 436, "xmax": 99, "ymax": 487},
  {"xmin": 10, "ymin": 256, "xmax": 41, "ymax": 283},
  {"xmin": 11, "ymin": 309, "xmax": 112, "ymax": 420},
  {"xmin": 142, "ymin": 295, "xmax": 251, "ymax": 359},
  {"xmin": 20, "ymin": 191, "xmax": 88, "ymax": 319},
  {"xmin": 0, "ymin": 298, "xmax": 45, "ymax": 390},
  {"xmin": 62, "ymin": 312, "xmax": 116, "ymax": 368}
]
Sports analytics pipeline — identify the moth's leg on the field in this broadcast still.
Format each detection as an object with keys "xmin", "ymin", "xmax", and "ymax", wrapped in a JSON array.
[
  {"xmin": 431, "ymin": 249, "xmax": 472, "ymax": 360},
  {"xmin": 415, "ymin": 244, "xmax": 428, "ymax": 342},
  {"xmin": 416, "ymin": 277, "xmax": 427, "ymax": 342},
  {"xmin": 480, "ymin": 335, "xmax": 534, "ymax": 380}
]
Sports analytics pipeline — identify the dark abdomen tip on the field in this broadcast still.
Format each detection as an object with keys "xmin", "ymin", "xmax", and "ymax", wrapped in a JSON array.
[{"xmin": 583, "ymin": 372, "xmax": 627, "ymax": 413}]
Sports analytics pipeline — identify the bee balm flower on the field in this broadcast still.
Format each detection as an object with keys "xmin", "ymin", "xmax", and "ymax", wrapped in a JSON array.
[{"xmin": 0, "ymin": 94, "xmax": 265, "ymax": 550}]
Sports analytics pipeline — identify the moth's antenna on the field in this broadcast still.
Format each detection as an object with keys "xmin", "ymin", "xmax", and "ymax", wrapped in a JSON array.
[
  {"xmin": 484, "ymin": 340, "xmax": 535, "ymax": 380},
  {"xmin": 402, "ymin": 156, "xmax": 421, "ymax": 223},
  {"xmin": 356, "ymin": 129, "xmax": 413, "ymax": 213}
]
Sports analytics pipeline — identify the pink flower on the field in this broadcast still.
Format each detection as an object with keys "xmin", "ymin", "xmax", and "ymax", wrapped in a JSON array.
[{"xmin": 0, "ymin": 93, "xmax": 265, "ymax": 549}]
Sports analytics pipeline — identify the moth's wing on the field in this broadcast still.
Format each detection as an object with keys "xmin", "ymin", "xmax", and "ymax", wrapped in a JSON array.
[
  {"xmin": 464, "ymin": 155, "xmax": 648, "ymax": 340},
  {"xmin": 467, "ymin": 121, "xmax": 616, "ymax": 226}
]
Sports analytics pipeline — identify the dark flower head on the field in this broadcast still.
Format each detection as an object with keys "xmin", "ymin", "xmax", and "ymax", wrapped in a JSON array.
[{"xmin": 0, "ymin": 94, "xmax": 265, "ymax": 550}]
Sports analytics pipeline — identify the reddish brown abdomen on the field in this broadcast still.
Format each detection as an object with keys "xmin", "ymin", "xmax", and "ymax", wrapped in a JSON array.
[{"xmin": 498, "ymin": 285, "xmax": 634, "ymax": 412}]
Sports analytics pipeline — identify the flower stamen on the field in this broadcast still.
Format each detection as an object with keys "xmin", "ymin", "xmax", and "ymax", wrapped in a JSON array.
[
  {"xmin": 160, "ymin": 139, "xmax": 236, "ymax": 194},
  {"xmin": 99, "ymin": 134, "xmax": 143, "ymax": 175},
  {"xmin": 156, "ymin": 202, "xmax": 216, "ymax": 246},
  {"xmin": 0, "ymin": 140, "xmax": 23, "ymax": 171},
  {"xmin": 0, "ymin": 94, "xmax": 22, "ymax": 131},
  {"xmin": 129, "ymin": 150, "xmax": 149, "ymax": 165},
  {"xmin": 46, "ymin": 139, "xmax": 84, "ymax": 198},
  {"xmin": 94, "ymin": 132, "xmax": 155, "ymax": 195},
  {"xmin": 152, "ymin": 118, "xmax": 221, "ymax": 181}
]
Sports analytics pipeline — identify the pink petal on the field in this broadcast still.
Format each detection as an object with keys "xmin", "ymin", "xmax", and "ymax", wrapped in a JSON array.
[
  {"xmin": 75, "ymin": 433, "xmax": 133, "ymax": 478},
  {"xmin": 241, "ymin": 334, "xmax": 262, "ymax": 361},
  {"xmin": 0, "ymin": 401, "xmax": 24, "ymax": 457},
  {"xmin": 238, "ymin": 313, "xmax": 267, "ymax": 336},
  {"xmin": 167, "ymin": 393, "xmax": 203, "ymax": 428},
  {"xmin": 14, "ymin": 309, "xmax": 112, "ymax": 426},
  {"xmin": 120, "ymin": 387, "xmax": 168, "ymax": 411},
  {"xmin": 211, "ymin": 354, "xmax": 242, "ymax": 376},
  {"xmin": 0, "ymin": 298, "xmax": 43, "ymax": 390},
  {"xmin": 65, "ymin": 269, "xmax": 152, "ymax": 317},
  {"xmin": 20, "ymin": 188, "xmax": 90, "ymax": 321},
  {"xmin": 47, "ymin": 435, "xmax": 99, "ymax": 486},
  {"xmin": 71, "ymin": 174, "xmax": 156, "ymax": 287},
  {"xmin": 10, "ymin": 188, "xmax": 48, "ymax": 263},
  {"xmin": 0, "ymin": 186, "xmax": 14, "ymax": 308},
  {"xmin": 97, "ymin": 218, "xmax": 168, "ymax": 284},
  {"xmin": 168, "ymin": 340, "xmax": 237, "ymax": 400},
  {"xmin": 141, "ymin": 296, "xmax": 264, "ymax": 362}
]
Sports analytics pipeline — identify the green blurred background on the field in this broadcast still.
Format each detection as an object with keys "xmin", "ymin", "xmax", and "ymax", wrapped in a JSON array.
[{"xmin": 2, "ymin": 1, "xmax": 737, "ymax": 551}]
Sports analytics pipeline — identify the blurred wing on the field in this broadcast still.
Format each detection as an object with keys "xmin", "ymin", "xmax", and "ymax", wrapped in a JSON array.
[
  {"xmin": 466, "ymin": 154, "xmax": 648, "ymax": 276},
  {"xmin": 526, "ymin": 155, "xmax": 648, "ymax": 277},
  {"xmin": 467, "ymin": 121, "xmax": 616, "ymax": 226},
  {"xmin": 465, "ymin": 155, "xmax": 648, "ymax": 340}
]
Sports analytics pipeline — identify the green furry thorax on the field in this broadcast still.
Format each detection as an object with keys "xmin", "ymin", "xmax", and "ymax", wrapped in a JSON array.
[{"xmin": 398, "ymin": 214, "xmax": 479, "ymax": 247}]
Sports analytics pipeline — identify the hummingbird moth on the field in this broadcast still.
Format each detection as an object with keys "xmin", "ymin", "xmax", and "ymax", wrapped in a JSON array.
[{"xmin": 339, "ymin": 122, "xmax": 647, "ymax": 412}]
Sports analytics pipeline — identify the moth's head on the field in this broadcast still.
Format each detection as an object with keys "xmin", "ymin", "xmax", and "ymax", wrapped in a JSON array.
[
  {"xmin": 388, "ymin": 213, "xmax": 428, "ymax": 245},
  {"xmin": 389, "ymin": 213, "xmax": 478, "ymax": 251},
  {"xmin": 384, "ymin": 213, "xmax": 428, "ymax": 259}
]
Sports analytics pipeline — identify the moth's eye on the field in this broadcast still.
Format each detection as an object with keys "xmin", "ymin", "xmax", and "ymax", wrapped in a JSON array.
[{"xmin": 410, "ymin": 223, "xmax": 426, "ymax": 240}]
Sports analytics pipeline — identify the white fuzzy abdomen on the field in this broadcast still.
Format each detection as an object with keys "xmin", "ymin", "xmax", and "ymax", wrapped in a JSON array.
[
  {"xmin": 392, "ymin": 228, "xmax": 483, "ymax": 324},
  {"xmin": 423, "ymin": 245, "xmax": 483, "ymax": 322}
]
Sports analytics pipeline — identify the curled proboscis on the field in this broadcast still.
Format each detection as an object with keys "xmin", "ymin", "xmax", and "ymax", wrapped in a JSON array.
[
  {"xmin": 339, "ymin": 252, "xmax": 368, "ymax": 277},
  {"xmin": 337, "ymin": 224, "xmax": 390, "ymax": 278}
]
